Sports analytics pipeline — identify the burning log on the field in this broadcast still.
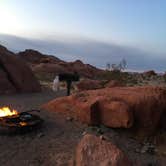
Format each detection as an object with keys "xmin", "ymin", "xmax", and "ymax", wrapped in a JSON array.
[
  {"xmin": 0, "ymin": 107, "xmax": 43, "ymax": 134},
  {"xmin": 0, "ymin": 107, "xmax": 18, "ymax": 117}
]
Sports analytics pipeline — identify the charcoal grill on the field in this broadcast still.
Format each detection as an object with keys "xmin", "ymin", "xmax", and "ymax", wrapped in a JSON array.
[{"xmin": 0, "ymin": 110, "xmax": 43, "ymax": 134}]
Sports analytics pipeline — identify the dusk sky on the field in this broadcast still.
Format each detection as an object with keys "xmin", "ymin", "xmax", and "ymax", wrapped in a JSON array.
[{"xmin": 0, "ymin": 0, "xmax": 166, "ymax": 71}]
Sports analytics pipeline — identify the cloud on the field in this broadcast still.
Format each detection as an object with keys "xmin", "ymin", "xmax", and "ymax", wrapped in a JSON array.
[{"xmin": 0, "ymin": 33, "xmax": 165, "ymax": 72}]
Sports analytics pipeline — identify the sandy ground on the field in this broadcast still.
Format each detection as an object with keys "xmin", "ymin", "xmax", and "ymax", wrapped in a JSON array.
[
  {"xmin": 0, "ymin": 89, "xmax": 165, "ymax": 166},
  {"xmin": 0, "ymin": 90, "xmax": 85, "ymax": 166}
]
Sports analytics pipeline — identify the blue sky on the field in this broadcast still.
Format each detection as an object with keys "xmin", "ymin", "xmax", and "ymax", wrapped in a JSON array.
[
  {"xmin": 0, "ymin": 0, "xmax": 166, "ymax": 71},
  {"xmin": 0, "ymin": 0, "xmax": 165, "ymax": 53}
]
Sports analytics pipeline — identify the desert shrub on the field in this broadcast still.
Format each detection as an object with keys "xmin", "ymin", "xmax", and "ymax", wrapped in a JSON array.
[
  {"xmin": 98, "ymin": 70, "xmax": 139, "ymax": 86},
  {"xmin": 34, "ymin": 72, "xmax": 56, "ymax": 82},
  {"xmin": 164, "ymin": 77, "xmax": 166, "ymax": 83},
  {"xmin": 163, "ymin": 74, "xmax": 166, "ymax": 83},
  {"xmin": 98, "ymin": 70, "xmax": 122, "ymax": 81}
]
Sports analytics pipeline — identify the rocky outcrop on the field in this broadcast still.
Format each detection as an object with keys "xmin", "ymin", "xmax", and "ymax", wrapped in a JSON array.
[
  {"xmin": 0, "ymin": 68, "xmax": 16, "ymax": 94},
  {"xmin": 0, "ymin": 45, "xmax": 41, "ymax": 94},
  {"xmin": 143, "ymin": 70, "xmax": 157, "ymax": 77},
  {"xmin": 76, "ymin": 79, "xmax": 124, "ymax": 91},
  {"xmin": 74, "ymin": 134, "xmax": 132, "ymax": 166},
  {"xmin": 67, "ymin": 60, "xmax": 102, "ymax": 78},
  {"xmin": 17, "ymin": 50, "xmax": 103, "ymax": 78},
  {"xmin": 32, "ymin": 63, "xmax": 67, "ymax": 74},
  {"xmin": 99, "ymin": 100, "xmax": 133, "ymax": 128},
  {"xmin": 76, "ymin": 79, "xmax": 104, "ymax": 91},
  {"xmin": 17, "ymin": 49, "xmax": 62, "ymax": 64},
  {"xmin": 105, "ymin": 80, "xmax": 124, "ymax": 88},
  {"xmin": 42, "ymin": 86, "xmax": 166, "ymax": 134}
]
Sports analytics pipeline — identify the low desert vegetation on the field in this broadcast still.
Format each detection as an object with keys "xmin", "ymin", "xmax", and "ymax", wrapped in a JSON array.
[{"xmin": 97, "ymin": 70, "xmax": 138, "ymax": 86}]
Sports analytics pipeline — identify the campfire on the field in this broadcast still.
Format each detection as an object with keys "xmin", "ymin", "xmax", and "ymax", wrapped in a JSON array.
[
  {"xmin": 0, "ymin": 106, "xmax": 43, "ymax": 134},
  {"xmin": 0, "ymin": 107, "xmax": 18, "ymax": 117}
]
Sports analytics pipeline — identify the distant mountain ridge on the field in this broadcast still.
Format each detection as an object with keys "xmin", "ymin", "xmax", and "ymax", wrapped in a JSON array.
[
  {"xmin": 17, "ymin": 49, "xmax": 103, "ymax": 78},
  {"xmin": 0, "ymin": 33, "xmax": 166, "ymax": 72},
  {"xmin": 17, "ymin": 49, "xmax": 63, "ymax": 64},
  {"xmin": 0, "ymin": 44, "xmax": 103, "ymax": 78}
]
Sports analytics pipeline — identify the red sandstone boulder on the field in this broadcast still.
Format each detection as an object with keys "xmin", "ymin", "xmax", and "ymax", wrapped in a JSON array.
[
  {"xmin": 0, "ymin": 45, "xmax": 41, "ymax": 93},
  {"xmin": 74, "ymin": 96, "xmax": 101, "ymax": 125},
  {"xmin": 41, "ymin": 96, "xmax": 76, "ymax": 118},
  {"xmin": 0, "ymin": 68, "xmax": 16, "ymax": 94},
  {"xmin": 74, "ymin": 134, "xmax": 132, "ymax": 166},
  {"xmin": 99, "ymin": 100, "xmax": 133, "ymax": 128},
  {"xmin": 76, "ymin": 79, "xmax": 103, "ymax": 91},
  {"xmin": 105, "ymin": 80, "xmax": 124, "ymax": 88},
  {"xmin": 42, "ymin": 86, "xmax": 166, "ymax": 134}
]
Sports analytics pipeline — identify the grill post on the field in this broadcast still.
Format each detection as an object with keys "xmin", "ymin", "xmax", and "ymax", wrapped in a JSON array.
[{"xmin": 59, "ymin": 72, "xmax": 80, "ymax": 96}]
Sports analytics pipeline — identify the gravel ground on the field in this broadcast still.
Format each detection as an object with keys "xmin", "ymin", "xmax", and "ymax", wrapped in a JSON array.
[
  {"xmin": 0, "ymin": 89, "xmax": 66, "ymax": 111},
  {"xmin": 0, "ymin": 89, "xmax": 165, "ymax": 166}
]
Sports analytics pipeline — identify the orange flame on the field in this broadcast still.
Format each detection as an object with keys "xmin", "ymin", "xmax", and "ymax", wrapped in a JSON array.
[
  {"xmin": 0, "ymin": 107, "xmax": 18, "ymax": 117},
  {"xmin": 19, "ymin": 122, "xmax": 27, "ymax": 126}
]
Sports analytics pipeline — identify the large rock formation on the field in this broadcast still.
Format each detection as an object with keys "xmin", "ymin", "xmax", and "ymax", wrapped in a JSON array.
[
  {"xmin": 73, "ymin": 134, "xmax": 132, "ymax": 166},
  {"xmin": 99, "ymin": 100, "xmax": 133, "ymax": 128},
  {"xmin": 17, "ymin": 49, "xmax": 62, "ymax": 64},
  {"xmin": 0, "ymin": 67, "xmax": 16, "ymax": 94},
  {"xmin": 0, "ymin": 45, "xmax": 41, "ymax": 94},
  {"xmin": 17, "ymin": 50, "xmax": 103, "ymax": 78},
  {"xmin": 42, "ymin": 86, "xmax": 166, "ymax": 134}
]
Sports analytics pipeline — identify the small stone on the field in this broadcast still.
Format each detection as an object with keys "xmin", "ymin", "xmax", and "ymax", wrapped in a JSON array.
[
  {"xmin": 99, "ymin": 135, "xmax": 109, "ymax": 141},
  {"xmin": 135, "ymin": 148, "xmax": 140, "ymax": 153},
  {"xmin": 140, "ymin": 146, "xmax": 148, "ymax": 154},
  {"xmin": 99, "ymin": 125, "xmax": 110, "ymax": 133},
  {"xmin": 66, "ymin": 117, "xmax": 73, "ymax": 121},
  {"xmin": 154, "ymin": 148, "xmax": 158, "ymax": 153},
  {"xmin": 99, "ymin": 135, "xmax": 104, "ymax": 140},
  {"xmin": 97, "ymin": 128, "xmax": 104, "ymax": 135},
  {"xmin": 147, "ymin": 147, "xmax": 155, "ymax": 155},
  {"xmin": 149, "ymin": 144, "xmax": 155, "ymax": 148},
  {"xmin": 162, "ymin": 151, "xmax": 166, "ymax": 156},
  {"xmin": 140, "ymin": 149, "xmax": 146, "ymax": 154},
  {"xmin": 37, "ymin": 133, "xmax": 44, "ymax": 138},
  {"xmin": 82, "ymin": 131, "xmax": 87, "ymax": 136}
]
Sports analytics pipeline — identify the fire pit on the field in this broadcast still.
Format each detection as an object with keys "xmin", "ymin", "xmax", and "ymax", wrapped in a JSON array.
[{"xmin": 0, "ymin": 107, "xmax": 43, "ymax": 134}]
